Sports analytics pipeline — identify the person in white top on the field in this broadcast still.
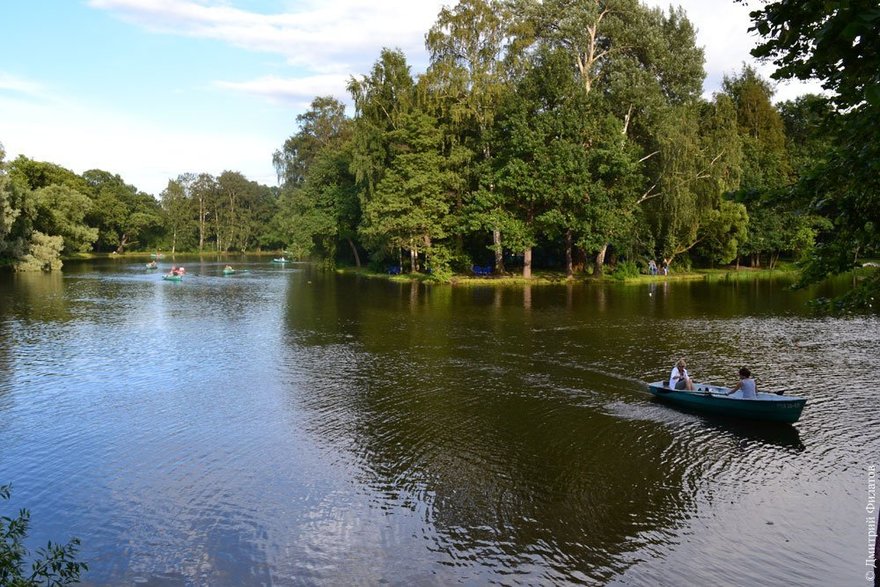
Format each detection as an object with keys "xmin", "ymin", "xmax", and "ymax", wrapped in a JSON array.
[
  {"xmin": 669, "ymin": 358, "xmax": 694, "ymax": 390},
  {"xmin": 727, "ymin": 367, "xmax": 757, "ymax": 399}
]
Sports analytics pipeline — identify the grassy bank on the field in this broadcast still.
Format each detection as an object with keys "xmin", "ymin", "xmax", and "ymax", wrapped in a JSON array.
[
  {"xmin": 619, "ymin": 264, "xmax": 800, "ymax": 285},
  {"xmin": 336, "ymin": 264, "xmax": 801, "ymax": 286}
]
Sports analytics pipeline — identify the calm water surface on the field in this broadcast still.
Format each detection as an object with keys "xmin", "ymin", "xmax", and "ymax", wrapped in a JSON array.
[{"xmin": 0, "ymin": 258, "xmax": 877, "ymax": 586}]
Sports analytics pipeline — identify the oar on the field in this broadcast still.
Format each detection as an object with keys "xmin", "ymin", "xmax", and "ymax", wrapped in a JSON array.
[{"xmin": 755, "ymin": 378, "xmax": 785, "ymax": 395}]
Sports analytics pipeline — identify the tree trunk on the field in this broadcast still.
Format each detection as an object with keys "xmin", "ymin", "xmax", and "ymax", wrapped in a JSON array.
[
  {"xmin": 347, "ymin": 237, "xmax": 361, "ymax": 268},
  {"xmin": 523, "ymin": 247, "xmax": 532, "ymax": 279},
  {"xmin": 593, "ymin": 243, "xmax": 608, "ymax": 276},
  {"xmin": 198, "ymin": 196, "xmax": 206, "ymax": 252},
  {"xmin": 493, "ymin": 227, "xmax": 504, "ymax": 273},
  {"xmin": 228, "ymin": 192, "xmax": 236, "ymax": 252},
  {"xmin": 564, "ymin": 230, "xmax": 573, "ymax": 277}
]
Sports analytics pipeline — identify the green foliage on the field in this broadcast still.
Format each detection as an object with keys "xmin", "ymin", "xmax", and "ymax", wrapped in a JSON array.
[
  {"xmin": 697, "ymin": 199, "xmax": 749, "ymax": 265},
  {"xmin": 273, "ymin": 97, "xmax": 358, "ymax": 265},
  {"xmin": 610, "ymin": 260, "xmax": 640, "ymax": 280},
  {"xmin": 1, "ymin": 484, "xmax": 88, "ymax": 586},
  {"xmin": 0, "ymin": 145, "xmax": 283, "ymax": 261},
  {"xmin": 350, "ymin": 50, "xmax": 457, "ymax": 272},
  {"xmin": 0, "ymin": 148, "xmax": 21, "ymax": 255},
  {"xmin": 8, "ymin": 157, "xmax": 90, "ymax": 195},
  {"xmin": 15, "ymin": 232, "xmax": 64, "ymax": 272},
  {"xmin": 273, "ymin": 96, "xmax": 349, "ymax": 187},
  {"xmin": 4, "ymin": 0, "xmax": 855, "ymax": 303},
  {"xmin": 778, "ymin": 95, "xmax": 834, "ymax": 176},
  {"xmin": 160, "ymin": 175, "xmax": 198, "ymax": 253},
  {"xmin": 747, "ymin": 0, "xmax": 880, "ymax": 309},
  {"xmin": 647, "ymin": 95, "xmax": 742, "ymax": 261},
  {"xmin": 82, "ymin": 170, "xmax": 164, "ymax": 253},
  {"xmin": 422, "ymin": 243, "xmax": 455, "ymax": 282},
  {"xmin": 158, "ymin": 170, "xmax": 277, "ymax": 254},
  {"xmin": 30, "ymin": 185, "xmax": 98, "ymax": 254},
  {"xmin": 359, "ymin": 110, "xmax": 452, "ymax": 268}
]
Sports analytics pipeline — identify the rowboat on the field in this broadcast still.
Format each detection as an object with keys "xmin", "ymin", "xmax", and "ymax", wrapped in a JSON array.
[
  {"xmin": 272, "ymin": 258, "xmax": 288, "ymax": 264},
  {"xmin": 647, "ymin": 381, "xmax": 807, "ymax": 423},
  {"xmin": 222, "ymin": 268, "xmax": 236, "ymax": 275},
  {"xmin": 162, "ymin": 273, "xmax": 183, "ymax": 281},
  {"xmin": 146, "ymin": 262, "xmax": 158, "ymax": 270}
]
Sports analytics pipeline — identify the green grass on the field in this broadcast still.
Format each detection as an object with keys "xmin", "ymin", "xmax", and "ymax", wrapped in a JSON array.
[
  {"xmin": 336, "ymin": 264, "xmax": 801, "ymax": 286},
  {"xmin": 609, "ymin": 262, "xmax": 798, "ymax": 283}
]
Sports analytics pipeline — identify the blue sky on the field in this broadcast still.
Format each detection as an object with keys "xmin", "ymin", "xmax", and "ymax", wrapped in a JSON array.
[{"xmin": 0, "ymin": 0, "xmax": 820, "ymax": 196}]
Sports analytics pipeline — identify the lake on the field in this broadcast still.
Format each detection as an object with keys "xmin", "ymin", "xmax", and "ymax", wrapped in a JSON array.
[{"xmin": 0, "ymin": 258, "xmax": 877, "ymax": 586}]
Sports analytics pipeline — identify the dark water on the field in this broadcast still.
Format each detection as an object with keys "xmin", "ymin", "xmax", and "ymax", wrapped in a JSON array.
[{"xmin": 0, "ymin": 258, "xmax": 877, "ymax": 586}]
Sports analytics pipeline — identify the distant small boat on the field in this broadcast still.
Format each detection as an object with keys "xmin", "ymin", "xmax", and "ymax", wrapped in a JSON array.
[
  {"xmin": 648, "ymin": 381, "xmax": 806, "ymax": 423},
  {"xmin": 222, "ymin": 267, "xmax": 236, "ymax": 275},
  {"xmin": 162, "ymin": 272, "xmax": 183, "ymax": 281},
  {"xmin": 150, "ymin": 252, "xmax": 165, "ymax": 259},
  {"xmin": 146, "ymin": 261, "xmax": 158, "ymax": 270},
  {"xmin": 272, "ymin": 258, "xmax": 289, "ymax": 264}
]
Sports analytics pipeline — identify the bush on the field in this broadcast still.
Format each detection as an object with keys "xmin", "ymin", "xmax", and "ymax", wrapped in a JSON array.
[
  {"xmin": 1, "ymin": 484, "xmax": 88, "ymax": 585},
  {"xmin": 15, "ymin": 232, "xmax": 63, "ymax": 272},
  {"xmin": 610, "ymin": 260, "xmax": 641, "ymax": 280}
]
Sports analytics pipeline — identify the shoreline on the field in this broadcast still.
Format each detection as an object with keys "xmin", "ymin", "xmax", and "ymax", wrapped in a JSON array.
[{"xmin": 335, "ymin": 265, "xmax": 801, "ymax": 286}]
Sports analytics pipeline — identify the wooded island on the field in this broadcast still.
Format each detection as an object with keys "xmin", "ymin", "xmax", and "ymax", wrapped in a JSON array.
[{"xmin": 0, "ymin": 0, "xmax": 876, "ymax": 309}]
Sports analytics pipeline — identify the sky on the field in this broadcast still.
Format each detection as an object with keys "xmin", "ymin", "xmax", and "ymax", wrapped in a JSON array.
[{"xmin": 0, "ymin": 0, "xmax": 823, "ymax": 197}]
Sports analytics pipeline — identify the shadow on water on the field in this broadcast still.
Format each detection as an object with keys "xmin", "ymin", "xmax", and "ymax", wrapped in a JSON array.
[
  {"xmin": 644, "ymin": 396, "xmax": 805, "ymax": 452},
  {"xmin": 695, "ymin": 411, "xmax": 804, "ymax": 452}
]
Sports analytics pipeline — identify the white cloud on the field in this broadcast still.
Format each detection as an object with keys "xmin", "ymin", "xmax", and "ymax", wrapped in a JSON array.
[
  {"xmin": 646, "ymin": 0, "xmax": 820, "ymax": 101},
  {"xmin": 88, "ymin": 0, "xmax": 446, "ymax": 72},
  {"xmin": 0, "ymin": 91, "xmax": 278, "ymax": 195},
  {"xmin": 215, "ymin": 73, "xmax": 353, "ymax": 108},
  {"xmin": 0, "ymin": 72, "xmax": 47, "ymax": 97},
  {"xmin": 94, "ymin": 0, "xmax": 820, "ymax": 106}
]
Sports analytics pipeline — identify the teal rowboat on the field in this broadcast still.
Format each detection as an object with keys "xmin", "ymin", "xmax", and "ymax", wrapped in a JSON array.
[
  {"xmin": 162, "ymin": 273, "xmax": 183, "ymax": 281},
  {"xmin": 222, "ymin": 268, "xmax": 236, "ymax": 275},
  {"xmin": 647, "ymin": 381, "xmax": 806, "ymax": 423}
]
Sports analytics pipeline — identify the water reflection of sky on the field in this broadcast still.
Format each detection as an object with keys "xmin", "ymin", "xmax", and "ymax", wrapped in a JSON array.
[{"xmin": 0, "ymin": 262, "xmax": 876, "ymax": 585}]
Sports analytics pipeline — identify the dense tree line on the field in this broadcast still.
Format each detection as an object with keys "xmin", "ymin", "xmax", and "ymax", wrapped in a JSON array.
[
  {"xmin": 159, "ymin": 171, "xmax": 278, "ymax": 255},
  {"xmin": 272, "ymin": 0, "xmax": 851, "ymax": 285},
  {"xmin": 1, "ymin": 0, "xmax": 876, "ymax": 309},
  {"xmin": 0, "ymin": 146, "xmax": 279, "ymax": 269}
]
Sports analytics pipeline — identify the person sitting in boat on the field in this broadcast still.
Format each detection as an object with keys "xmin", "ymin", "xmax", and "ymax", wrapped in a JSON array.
[
  {"xmin": 727, "ymin": 367, "xmax": 757, "ymax": 399},
  {"xmin": 669, "ymin": 358, "xmax": 694, "ymax": 390},
  {"xmin": 225, "ymin": 265, "xmax": 233, "ymax": 271}
]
